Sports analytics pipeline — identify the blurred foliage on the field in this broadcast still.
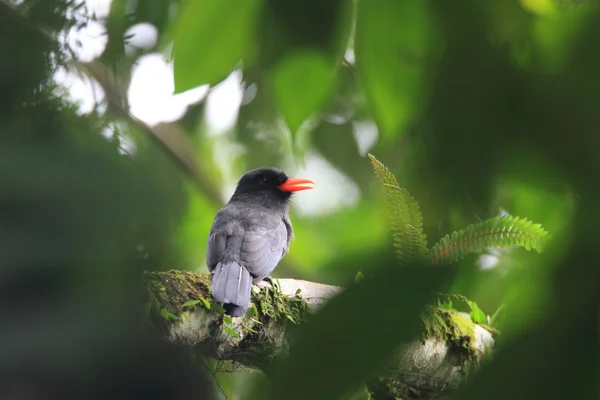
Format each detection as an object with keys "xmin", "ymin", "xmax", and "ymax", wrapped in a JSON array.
[{"xmin": 2, "ymin": 0, "xmax": 599, "ymax": 399}]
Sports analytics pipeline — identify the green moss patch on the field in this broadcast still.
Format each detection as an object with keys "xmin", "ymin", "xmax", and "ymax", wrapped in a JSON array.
[
  {"xmin": 253, "ymin": 283, "xmax": 310, "ymax": 324},
  {"xmin": 421, "ymin": 307, "xmax": 477, "ymax": 359},
  {"xmin": 145, "ymin": 269, "xmax": 212, "ymax": 317},
  {"xmin": 144, "ymin": 271, "xmax": 310, "ymax": 329}
]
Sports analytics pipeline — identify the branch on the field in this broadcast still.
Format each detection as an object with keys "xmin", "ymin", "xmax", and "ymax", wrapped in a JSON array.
[{"xmin": 145, "ymin": 270, "xmax": 495, "ymax": 399}]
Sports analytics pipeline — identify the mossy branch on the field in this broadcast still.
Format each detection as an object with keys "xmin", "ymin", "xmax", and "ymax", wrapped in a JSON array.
[
  {"xmin": 430, "ymin": 215, "xmax": 549, "ymax": 264},
  {"xmin": 145, "ymin": 270, "xmax": 494, "ymax": 399}
]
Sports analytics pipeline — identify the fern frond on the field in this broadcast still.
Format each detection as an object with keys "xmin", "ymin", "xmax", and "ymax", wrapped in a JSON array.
[
  {"xmin": 368, "ymin": 153, "xmax": 429, "ymax": 264},
  {"xmin": 430, "ymin": 215, "xmax": 549, "ymax": 264}
]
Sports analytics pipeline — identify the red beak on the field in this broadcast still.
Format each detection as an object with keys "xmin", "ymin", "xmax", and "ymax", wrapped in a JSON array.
[{"xmin": 277, "ymin": 177, "xmax": 315, "ymax": 193}]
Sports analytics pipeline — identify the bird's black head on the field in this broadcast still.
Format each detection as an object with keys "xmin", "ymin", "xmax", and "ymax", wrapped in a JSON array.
[{"xmin": 230, "ymin": 167, "xmax": 314, "ymax": 208}]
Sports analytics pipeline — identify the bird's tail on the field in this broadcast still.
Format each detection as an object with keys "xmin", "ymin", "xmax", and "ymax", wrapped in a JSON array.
[{"xmin": 210, "ymin": 261, "xmax": 252, "ymax": 317}]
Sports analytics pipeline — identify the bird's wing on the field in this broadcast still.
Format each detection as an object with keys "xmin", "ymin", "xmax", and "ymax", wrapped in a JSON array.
[
  {"xmin": 282, "ymin": 216, "xmax": 294, "ymax": 253},
  {"xmin": 240, "ymin": 221, "xmax": 288, "ymax": 281},
  {"xmin": 206, "ymin": 208, "xmax": 238, "ymax": 271},
  {"xmin": 206, "ymin": 232, "xmax": 226, "ymax": 271}
]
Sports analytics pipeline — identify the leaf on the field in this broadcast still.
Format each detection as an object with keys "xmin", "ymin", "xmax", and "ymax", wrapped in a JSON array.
[
  {"xmin": 490, "ymin": 304, "xmax": 506, "ymax": 327},
  {"xmin": 200, "ymin": 298, "xmax": 211, "ymax": 309},
  {"xmin": 212, "ymin": 303, "xmax": 226, "ymax": 314},
  {"xmin": 242, "ymin": 324, "xmax": 257, "ymax": 334},
  {"xmin": 354, "ymin": 271, "xmax": 365, "ymax": 283},
  {"xmin": 368, "ymin": 154, "xmax": 429, "ymax": 264},
  {"xmin": 355, "ymin": 1, "xmax": 438, "ymax": 139},
  {"xmin": 271, "ymin": 50, "xmax": 336, "ymax": 133},
  {"xmin": 295, "ymin": 288, "xmax": 302, "ymax": 296},
  {"xmin": 254, "ymin": 262, "xmax": 453, "ymax": 400},
  {"xmin": 223, "ymin": 315, "xmax": 233, "ymax": 325},
  {"xmin": 171, "ymin": 0, "xmax": 262, "ymax": 92},
  {"xmin": 182, "ymin": 299, "xmax": 201, "ymax": 308},
  {"xmin": 160, "ymin": 308, "xmax": 179, "ymax": 321},
  {"xmin": 468, "ymin": 300, "xmax": 488, "ymax": 325},
  {"xmin": 430, "ymin": 215, "xmax": 549, "ymax": 264},
  {"xmin": 438, "ymin": 299, "xmax": 453, "ymax": 310},
  {"xmin": 223, "ymin": 326, "xmax": 241, "ymax": 339}
]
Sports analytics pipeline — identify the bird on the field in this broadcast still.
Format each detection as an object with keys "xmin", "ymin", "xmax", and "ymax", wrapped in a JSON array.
[{"xmin": 206, "ymin": 167, "xmax": 314, "ymax": 317}]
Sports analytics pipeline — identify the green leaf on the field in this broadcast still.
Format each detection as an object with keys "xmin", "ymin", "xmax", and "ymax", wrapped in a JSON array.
[
  {"xmin": 211, "ymin": 303, "xmax": 225, "ymax": 314},
  {"xmin": 354, "ymin": 271, "xmax": 365, "ymax": 283},
  {"xmin": 368, "ymin": 154, "xmax": 429, "ymax": 264},
  {"xmin": 295, "ymin": 288, "xmax": 302, "ymax": 296},
  {"xmin": 271, "ymin": 50, "xmax": 336, "ymax": 133},
  {"xmin": 355, "ymin": 1, "xmax": 438, "ymax": 139},
  {"xmin": 223, "ymin": 315, "xmax": 233, "ymax": 325},
  {"xmin": 160, "ymin": 308, "xmax": 179, "ymax": 321},
  {"xmin": 212, "ymin": 303, "xmax": 226, "ymax": 314},
  {"xmin": 242, "ymin": 324, "xmax": 257, "ymax": 334},
  {"xmin": 182, "ymin": 299, "xmax": 201, "ymax": 308},
  {"xmin": 272, "ymin": 278, "xmax": 281, "ymax": 292},
  {"xmin": 468, "ymin": 300, "xmax": 488, "ymax": 325},
  {"xmin": 490, "ymin": 304, "xmax": 506, "ymax": 327},
  {"xmin": 438, "ymin": 299, "xmax": 453, "ymax": 310},
  {"xmin": 223, "ymin": 326, "xmax": 241, "ymax": 339},
  {"xmin": 171, "ymin": 0, "xmax": 262, "ymax": 92},
  {"xmin": 200, "ymin": 298, "xmax": 211, "ymax": 309},
  {"xmin": 430, "ymin": 215, "xmax": 549, "ymax": 264}
]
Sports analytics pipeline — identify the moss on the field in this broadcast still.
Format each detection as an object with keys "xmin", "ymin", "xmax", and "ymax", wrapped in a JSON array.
[
  {"xmin": 144, "ymin": 271, "xmax": 309, "ymax": 330},
  {"xmin": 253, "ymin": 282, "xmax": 309, "ymax": 324},
  {"xmin": 144, "ymin": 269, "xmax": 212, "ymax": 317},
  {"xmin": 367, "ymin": 376, "xmax": 420, "ymax": 400},
  {"xmin": 367, "ymin": 308, "xmax": 482, "ymax": 399},
  {"xmin": 421, "ymin": 307, "xmax": 478, "ymax": 360}
]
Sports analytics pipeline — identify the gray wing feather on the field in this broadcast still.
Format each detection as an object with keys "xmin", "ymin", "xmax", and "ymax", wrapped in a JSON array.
[
  {"xmin": 241, "ymin": 223, "xmax": 287, "ymax": 281},
  {"xmin": 206, "ymin": 208, "xmax": 238, "ymax": 271},
  {"xmin": 206, "ymin": 232, "xmax": 226, "ymax": 271},
  {"xmin": 207, "ymin": 206, "xmax": 289, "ymax": 280}
]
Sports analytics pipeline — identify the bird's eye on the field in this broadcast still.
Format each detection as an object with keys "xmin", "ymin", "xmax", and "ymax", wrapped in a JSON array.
[{"xmin": 262, "ymin": 177, "xmax": 269, "ymax": 185}]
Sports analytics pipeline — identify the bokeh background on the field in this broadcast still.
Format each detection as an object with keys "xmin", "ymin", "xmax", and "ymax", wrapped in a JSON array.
[{"xmin": 1, "ymin": 0, "xmax": 597, "ymax": 399}]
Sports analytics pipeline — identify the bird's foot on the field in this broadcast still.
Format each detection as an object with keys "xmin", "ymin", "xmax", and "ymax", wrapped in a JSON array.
[
  {"xmin": 263, "ymin": 276, "xmax": 281, "ymax": 292},
  {"xmin": 263, "ymin": 276, "xmax": 273, "ymax": 285}
]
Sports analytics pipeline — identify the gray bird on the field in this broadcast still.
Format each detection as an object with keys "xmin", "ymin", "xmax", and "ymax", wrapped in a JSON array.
[{"xmin": 206, "ymin": 167, "xmax": 314, "ymax": 317}]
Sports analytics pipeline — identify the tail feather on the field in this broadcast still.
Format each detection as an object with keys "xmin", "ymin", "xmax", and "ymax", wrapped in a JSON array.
[{"xmin": 211, "ymin": 261, "xmax": 252, "ymax": 317}]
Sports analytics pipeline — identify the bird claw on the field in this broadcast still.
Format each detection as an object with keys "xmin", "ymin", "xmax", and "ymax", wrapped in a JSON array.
[{"xmin": 263, "ymin": 276, "xmax": 281, "ymax": 292}]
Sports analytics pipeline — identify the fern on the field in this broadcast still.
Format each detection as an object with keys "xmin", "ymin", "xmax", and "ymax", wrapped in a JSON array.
[
  {"xmin": 368, "ymin": 154, "xmax": 549, "ymax": 266},
  {"xmin": 430, "ymin": 215, "xmax": 549, "ymax": 264},
  {"xmin": 368, "ymin": 153, "xmax": 429, "ymax": 264}
]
